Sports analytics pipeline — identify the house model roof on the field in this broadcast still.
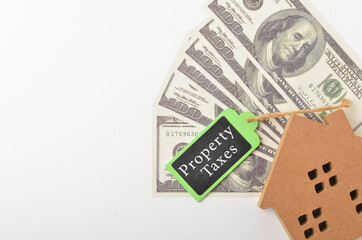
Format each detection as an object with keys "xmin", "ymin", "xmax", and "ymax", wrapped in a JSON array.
[{"xmin": 258, "ymin": 110, "xmax": 362, "ymax": 240}]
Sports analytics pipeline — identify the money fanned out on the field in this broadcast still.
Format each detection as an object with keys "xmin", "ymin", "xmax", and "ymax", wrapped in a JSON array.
[{"xmin": 153, "ymin": 0, "xmax": 362, "ymax": 197}]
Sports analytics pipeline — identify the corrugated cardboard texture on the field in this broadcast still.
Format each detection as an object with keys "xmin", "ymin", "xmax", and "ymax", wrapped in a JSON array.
[{"xmin": 258, "ymin": 110, "xmax": 362, "ymax": 240}]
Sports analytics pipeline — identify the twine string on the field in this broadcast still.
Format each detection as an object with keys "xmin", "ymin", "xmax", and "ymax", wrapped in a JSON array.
[{"xmin": 248, "ymin": 98, "xmax": 352, "ymax": 122}]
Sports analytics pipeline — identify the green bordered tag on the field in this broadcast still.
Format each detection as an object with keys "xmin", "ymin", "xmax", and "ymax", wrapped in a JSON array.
[{"xmin": 166, "ymin": 109, "xmax": 260, "ymax": 202}]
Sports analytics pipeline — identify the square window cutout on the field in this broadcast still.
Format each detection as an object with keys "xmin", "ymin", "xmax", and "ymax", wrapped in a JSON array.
[
  {"xmin": 298, "ymin": 215, "xmax": 307, "ymax": 225},
  {"xmin": 304, "ymin": 228, "xmax": 314, "ymax": 239},
  {"xmin": 350, "ymin": 190, "xmax": 358, "ymax": 201},
  {"xmin": 357, "ymin": 203, "xmax": 362, "ymax": 214},
  {"xmin": 329, "ymin": 176, "xmax": 338, "ymax": 187},
  {"xmin": 315, "ymin": 182, "xmax": 324, "ymax": 194},
  {"xmin": 313, "ymin": 208, "xmax": 322, "ymax": 218},
  {"xmin": 319, "ymin": 221, "xmax": 328, "ymax": 232},
  {"xmin": 322, "ymin": 162, "xmax": 331, "ymax": 173},
  {"xmin": 308, "ymin": 169, "xmax": 317, "ymax": 180}
]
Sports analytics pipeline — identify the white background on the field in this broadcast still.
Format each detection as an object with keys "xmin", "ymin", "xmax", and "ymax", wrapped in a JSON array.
[{"xmin": 0, "ymin": 0, "xmax": 361, "ymax": 239}]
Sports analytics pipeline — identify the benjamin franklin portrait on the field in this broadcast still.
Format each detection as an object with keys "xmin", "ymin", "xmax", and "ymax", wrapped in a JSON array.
[
  {"xmin": 217, "ymin": 155, "xmax": 271, "ymax": 192},
  {"xmin": 245, "ymin": 11, "xmax": 325, "ymax": 104}
]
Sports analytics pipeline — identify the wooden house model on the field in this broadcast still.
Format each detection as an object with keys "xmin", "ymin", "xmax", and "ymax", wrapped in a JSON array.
[{"xmin": 259, "ymin": 110, "xmax": 362, "ymax": 240}]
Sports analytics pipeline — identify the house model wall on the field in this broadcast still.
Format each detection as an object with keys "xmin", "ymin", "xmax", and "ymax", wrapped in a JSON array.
[{"xmin": 258, "ymin": 110, "xmax": 362, "ymax": 240}]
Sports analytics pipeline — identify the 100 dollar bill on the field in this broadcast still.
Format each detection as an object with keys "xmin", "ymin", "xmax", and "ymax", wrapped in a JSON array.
[
  {"xmin": 190, "ymin": 25, "xmax": 286, "ymax": 135},
  {"xmin": 176, "ymin": 33, "xmax": 280, "ymax": 144},
  {"xmin": 207, "ymin": 0, "xmax": 362, "ymax": 135},
  {"xmin": 196, "ymin": 19, "xmax": 289, "ymax": 130},
  {"xmin": 155, "ymin": 68, "xmax": 275, "ymax": 160}
]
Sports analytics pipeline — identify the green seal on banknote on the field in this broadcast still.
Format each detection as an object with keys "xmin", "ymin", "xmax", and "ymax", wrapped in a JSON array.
[{"xmin": 243, "ymin": 0, "xmax": 263, "ymax": 11}]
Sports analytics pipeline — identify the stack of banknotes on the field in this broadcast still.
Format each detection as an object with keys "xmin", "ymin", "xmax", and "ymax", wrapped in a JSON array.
[{"xmin": 153, "ymin": 0, "xmax": 362, "ymax": 197}]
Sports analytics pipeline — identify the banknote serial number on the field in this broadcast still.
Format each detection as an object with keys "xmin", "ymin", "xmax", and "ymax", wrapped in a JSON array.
[
  {"xmin": 308, "ymin": 84, "xmax": 329, "ymax": 106},
  {"xmin": 166, "ymin": 131, "xmax": 199, "ymax": 137}
]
